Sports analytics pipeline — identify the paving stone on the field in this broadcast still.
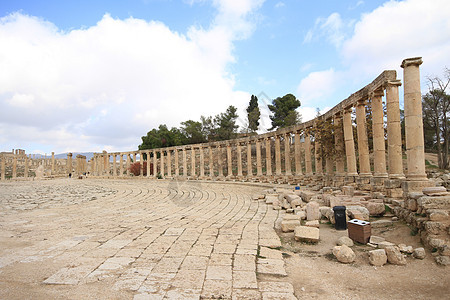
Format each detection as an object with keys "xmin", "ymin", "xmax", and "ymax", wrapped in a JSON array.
[
  {"xmin": 209, "ymin": 253, "xmax": 233, "ymax": 266},
  {"xmin": 258, "ymin": 281, "xmax": 294, "ymax": 293},
  {"xmin": 206, "ymin": 265, "xmax": 232, "ymax": 280},
  {"xmin": 201, "ymin": 279, "xmax": 232, "ymax": 299},
  {"xmin": 257, "ymin": 259, "xmax": 287, "ymax": 276},
  {"xmin": 233, "ymin": 254, "xmax": 256, "ymax": 271},
  {"xmin": 233, "ymin": 270, "xmax": 258, "ymax": 289},
  {"xmin": 232, "ymin": 288, "xmax": 262, "ymax": 300}
]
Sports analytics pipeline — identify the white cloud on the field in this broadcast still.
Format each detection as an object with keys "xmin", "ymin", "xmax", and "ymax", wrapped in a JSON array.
[
  {"xmin": 0, "ymin": 0, "xmax": 264, "ymax": 153},
  {"xmin": 296, "ymin": 68, "xmax": 342, "ymax": 106},
  {"xmin": 303, "ymin": 12, "xmax": 350, "ymax": 47}
]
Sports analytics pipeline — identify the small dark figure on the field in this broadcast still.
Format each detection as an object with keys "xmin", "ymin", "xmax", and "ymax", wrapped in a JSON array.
[{"xmin": 69, "ymin": 173, "xmax": 72, "ymax": 178}]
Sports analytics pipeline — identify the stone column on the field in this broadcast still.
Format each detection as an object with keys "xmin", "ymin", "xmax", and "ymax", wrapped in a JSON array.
[
  {"xmin": 191, "ymin": 147, "xmax": 196, "ymax": 177},
  {"xmin": 314, "ymin": 136, "xmax": 323, "ymax": 175},
  {"xmin": 275, "ymin": 135, "xmax": 282, "ymax": 175},
  {"xmin": 326, "ymin": 156, "xmax": 334, "ymax": 175},
  {"xmin": 209, "ymin": 146, "xmax": 214, "ymax": 178},
  {"xmin": 199, "ymin": 146, "xmax": 205, "ymax": 177},
  {"xmin": 343, "ymin": 107, "xmax": 358, "ymax": 176},
  {"xmin": 386, "ymin": 80, "xmax": 404, "ymax": 178},
  {"xmin": 247, "ymin": 141, "xmax": 252, "ymax": 177},
  {"xmin": 12, "ymin": 155, "xmax": 17, "ymax": 178},
  {"xmin": 24, "ymin": 156, "xmax": 28, "ymax": 178},
  {"xmin": 167, "ymin": 149, "xmax": 172, "ymax": 177},
  {"xmin": 256, "ymin": 139, "xmax": 262, "ymax": 176},
  {"xmin": 402, "ymin": 57, "xmax": 427, "ymax": 181},
  {"xmin": 67, "ymin": 153, "xmax": 72, "ymax": 175},
  {"xmin": 153, "ymin": 150, "xmax": 158, "ymax": 177},
  {"xmin": 237, "ymin": 142, "xmax": 243, "ymax": 177},
  {"xmin": 51, "ymin": 152, "xmax": 55, "ymax": 175},
  {"xmin": 112, "ymin": 154, "xmax": 117, "ymax": 177},
  {"xmin": 175, "ymin": 148, "xmax": 180, "ymax": 176},
  {"xmin": 1, "ymin": 155, "xmax": 5, "ymax": 180},
  {"xmin": 160, "ymin": 150, "xmax": 165, "ymax": 177},
  {"xmin": 356, "ymin": 99, "xmax": 371, "ymax": 176},
  {"xmin": 126, "ymin": 154, "xmax": 131, "ymax": 176},
  {"xmin": 227, "ymin": 143, "xmax": 232, "ymax": 177},
  {"xmin": 139, "ymin": 151, "xmax": 143, "ymax": 177},
  {"xmin": 294, "ymin": 132, "xmax": 303, "ymax": 175},
  {"xmin": 265, "ymin": 137, "xmax": 272, "ymax": 176},
  {"xmin": 119, "ymin": 154, "xmax": 124, "ymax": 177},
  {"xmin": 372, "ymin": 90, "xmax": 388, "ymax": 178},
  {"xmin": 144, "ymin": 151, "xmax": 149, "ymax": 177},
  {"xmin": 103, "ymin": 151, "xmax": 108, "ymax": 175},
  {"xmin": 284, "ymin": 133, "xmax": 292, "ymax": 175},
  {"xmin": 334, "ymin": 113, "xmax": 345, "ymax": 175},
  {"xmin": 182, "ymin": 148, "xmax": 187, "ymax": 177},
  {"xmin": 218, "ymin": 145, "xmax": 224, "ymax": 177},
  {"xmin": 304, "ymin": 133, "xmax": 313, "ymax": 175}
]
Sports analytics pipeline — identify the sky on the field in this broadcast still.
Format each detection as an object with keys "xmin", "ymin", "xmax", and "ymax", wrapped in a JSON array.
[{"xmin": 0, "ymin": 0, "xmax": 449, "ymax": 155}]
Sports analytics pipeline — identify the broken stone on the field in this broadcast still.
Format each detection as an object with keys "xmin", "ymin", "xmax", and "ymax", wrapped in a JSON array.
[
  {"xmin": 377, "ymin": 241, "xmax": 396, "ymax": 249},
  {"xmin": 413, "ymin": 247, "xmax": 426, "ymax": 259},
  {"xmin": 332, "ymin": 245, "xmax": 355, "ymax": 263},
  {"xmin": 368, "ymin": 249, "xmax": 387, "ymax": 266},
  {"xmin": 435, "ymin": 256, "xmax": 450, "ymax": 266},
  {"xmin": 283, "ymin": 214, "xmax": 301, "ymax": 221},
  {"xmin": 281, "ymin": 220, "xmax": 300, "ymax": 232},
  {"xmin": 337, "ymin": 236, "xmax": 354, "ymax": 247},
  {"xmin": 347, "ymin": 206, "xmax": 370, "ymax": 221},
  {"xmin": 294, "ymin": 226, "xmax": 319, "ymax": 243},
  {"xmin": 428, "ymin": 209, "xmax": 449, "ymax": 221},
  {"xmin": 299, "ymin": 190, "xmax": 316, "ymax": 203},
  {"xmin": 385, "ymin": 246, "xmax": 407, "ymax": 265},
  {"xmin": 422, "ymin": 186, "xmax": 448, "ymax": 196},
  {"xmin": 371, "ymin": 219, "xmax": 393, "ymax": 228},
  {"xmin": 291, "ymin": 199, "xmax": 303, "ymax": 207},
  {"xmin": 367, "ymin": 202, "xmax": 386, "ymax": 216},
  {"xmin": 398, "ymin": 244, "xmax": 414, "ymax": 254},
  {"xmin": 369, "ymin": 235, "xmax": 385, "ymax": 245},
  {"xmin": 304, "ymin": 220, "xmax": 319, "ymax": 228},
  {"xmin": 295, "ymin": 211, "xmax": 306, "ymax": 220},
  {"xmin": 306, "ymin": 201, "xmax": 320, "ymax": 221}
]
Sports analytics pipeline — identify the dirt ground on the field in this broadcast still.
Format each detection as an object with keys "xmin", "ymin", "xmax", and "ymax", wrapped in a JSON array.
[{"xmin": 274, "ymin": 219, "xmax": 450, "ymax": 300}]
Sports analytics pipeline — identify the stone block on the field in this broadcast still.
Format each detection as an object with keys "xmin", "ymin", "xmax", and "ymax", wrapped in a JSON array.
[
  {"xmin": 417, "ymin": 195, "xmax": 450, "ymax": 209},
  {"xmin": 377, "ymin": 241, "xmax": 396, "ymax": 249},
  {"xmin": 435, "ymin": 256, "xmax": 450, "ymax": 266},
  {"xmin": 384, "ymin": 179, "xmax": 402, "ymax": 189},
  {"xmin": 428, "ymin": 209, "xmax": 449, "ymax": 221},
  {"xmin": 283, "ymin": 214, "xmax": 301, "ymax": 221},
  {"xmin": 369, "ymin": 235, "xmax": 385, "ymax": 245},
  {"xmin": 347, "ymin": 206, "xmax": 369, "ymax": 221},
  {"xmin": 294, "ymin": 226, "xmax": 319, "ymax": 243},
  {"xmin": 342, "ymin": 186, "xmax": 354, "ymax": 196},
  {"xmin": 368, "ymin": 249, "xmax": 387, "ymax": 266},
  {"xmin": 386, "ymin": 188, "xmax": 404, "ymax": 198},
  {"xmin": 398, "ymin": 244, "xmax": 413, "ymax": 254},
  {"xmin": 367, "ymin": 202, "xmax": 385, "ymax": 216},
  {"xmin": 337, "ymin": 236, "xmax": 354, "ymax": 247},
  {"xmin": 422, "ymin": 186, "xmax": 448, "ymax": 196},
  {"xmin": 285, "ymin": 194, "xmax": 301, "ymax": 203},
  {"xmin": 385, "ymin": 246, "xmax": 407, "ymax": 265},
  {"xmin": 281, "ymin": 220, "xmax": 300, "ymax": 232},
  {"xmin": 305, "ymin": 220, "xmax": 319, "ymax": 228},
  {"xmin": 402, "ymin": 180, "xmax": 434, "ymax": 194},
  {"xmin": 413, "ymin": 247, "xmax": 426, "ymax": 259},
  {"xmin": 329, "ymin": 196, "xmax": 343, "ymax": 208},
  {"xmin": 332, "ymin": 245, "xmax": 355, "ymax": 263},
  {"xmin": 299, "ymin": 190, "xmax": 316, "ymax": 203},
  {"xmin": 306, "ymin": 201, "xmax": 320, "ymax": 221},
  {"xmin": 406, "ymin": 199, "xmax": 418, "ymax": 211},
  {"xmin": 291, "ymin": 199, "xmax": 303, "ymax": 207},
  {"xmin": 295, "ymin": 210, "xmax": 306, "ymax": 220}
]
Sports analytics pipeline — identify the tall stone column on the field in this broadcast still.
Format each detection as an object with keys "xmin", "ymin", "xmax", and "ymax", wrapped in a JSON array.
[
  {"xmin": 304, "ymin": 133, "xmax": 313, "ymax": 175},
  {"xmin": 227, "ymin": 144, "xmax": 232, "ymax": 177},
  {"xmin": 218, "ymin": 145, "xmax": 224, "ymax": 177},
  {"xmin": 119, "ymin": 154, "xmax": 124, "ymax": 177},
  {"xmin": 314, "ymin": 137, "xmax": 323, "ymax": 175},
  {"xmin": 1, "ymin": 155, "xmax": 5, "ymax": 180},
  {"xmin": 343, "ymin": 107, "xmax": 358, "ymax": 176},
  {"xmin": 294, "ymin": 132, "xmax": 303, "ymax": 175},
  {"xmin": 199, "ymin": 146, "xmax": 205, "ymax": 177},
  {"xmin": 24, "ymin": 156, "xmax": 28, "ymax": 178},
  {"xmin": 103, "ymin": 151, "xmax": 108, "ymax": 175},
  {"xmin": 12, "ymin": 155, "xmax": 17, "ymax": 178},
  {"xmin": 275, "ymin": 135, "xmax": 282, "ymax": 175},
  {"xmin": 386, "ymin": 80, "xmax": 404, "ymax": 178},
  {"xmin": 51, "ymin": 152, "xmax": 55, "ymax": 175},
  {"xmin": 153, "ymin": 150, "xmax": 158, "ymax": 177},
  {"xmin": 256, "ymin": 139, "xmax": 262, "ymax": 176},
  {"xmin": 284, "ymin": 133, "xmax": 292, "ymax": 175},
  {"xmin": 402, "ymin": 57, "xmax": 427, "ymax": 181},
  {"xmin": 237, "ymin": 143, "xmax": 243, "ymax": 177},
  {"xmin": 209, "ymin": 146, "xmax": 214, "ymax": 178},
  {"xmin": 67, "ymin": 153, "xmax": 72, "ymax": 175},
  {"xmin": 112, "ymin": 154, "xmax": 117, "ymax": 177},
  {"xmin": 356, "ymin": 99, "xmax": 371, "ymax": 176},
  {"xmin": 265, "ymin": 137, "xmax": 272, "ymax": 176},
  {"xmin": 139, "ymin": 152, "xmax": 143, "ymax": 177},
  {"xmin": 182, "ymin": 148, "xmax": 187, "ymax": 177},
  {"xmin": 247, "ymin": 141, "xmax": 253, "ymax": 177},
  {"xmin": 174, "ymin": 148, "xmax": 179, "ymax": 176},
  {"xmin": 160, "ymin": 150, "xmax": 165, "ymax": 177},
  {"xmin": 372, "ymin": 90, "xmax": 388, "ymax": 178},
  {"xmin": 326, "ymin": 156, "xmax": 334, "ymax": 175},
  {"xmin": 191, "ymin": 147, "xmax": 196, "ymax": 177},
  {"xmin": 93, "ymin": 156, "xmax": 97, "ymax": 176},
  {"xmin": 334, "ymin": 113, "xmax": 345, "ymax": 176},
  {"xmin": 167, "ymin": 149, "xmax": 172, "ymax": 177},
  {"xmin": 126, "ymin": 154, "xmax": 131, "ymax": 176}
]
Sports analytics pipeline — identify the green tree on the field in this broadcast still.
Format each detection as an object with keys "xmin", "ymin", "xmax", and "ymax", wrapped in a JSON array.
[
  {"xmin": 139, "ymin": 125, "xmax": 183, "ymax": 150},
  {"xmin": 214, "ymin": 105, "xmax": 239, "ymax": 141},
  {"xmin": 268, "ymin": 93, "xmax": 301, "ymax": 130},
  {"xmin": 422, "ymin": 68, "xmax": 450, "ymax": 169},
  {"xmin": 180, "ymin": 120, "xmax": 207, "ymax": 144},
  {"xmin": 246, "ymin": 95, "xmax": 260, "ymax": 132},
  {"xmin": 200, "ymin": 115, "xmax": 216, "ymax": 142}
]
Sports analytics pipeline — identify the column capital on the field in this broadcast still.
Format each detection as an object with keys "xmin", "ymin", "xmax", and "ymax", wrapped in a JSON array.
[
  {"xmin": 343, "ymin": 106, "xmax": 353, "ymax": 114},
  {"xmin": 401, "ymin": 57, "xmax": 422, "ymax": 68},
  {"xmin": 386, "ymin": 79, "xmax": 402, "ymax": 88},
  {"xmin": 371, "ymin": 89, "xmax": 384, "ymax": 98},
  {"xmin": 357, "ymin": 98, "xmax": 367, "ymax": 106}
]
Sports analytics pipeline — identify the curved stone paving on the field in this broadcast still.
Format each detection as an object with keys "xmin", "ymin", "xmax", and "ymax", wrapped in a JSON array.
[{"xmin": 0, "ymin": 178, "xmax": 296, "ymax": 299}]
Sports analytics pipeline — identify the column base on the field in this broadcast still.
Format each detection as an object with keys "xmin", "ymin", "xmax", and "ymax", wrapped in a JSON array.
[{"xmin": 401, "ymin": 179, "xmax": 434, "ymax": 195}]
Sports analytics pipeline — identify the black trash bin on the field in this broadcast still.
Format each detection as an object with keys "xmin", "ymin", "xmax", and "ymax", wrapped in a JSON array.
[{"xmin": 333, "ymin": 206, "xmax": 347, "ymax": 230}]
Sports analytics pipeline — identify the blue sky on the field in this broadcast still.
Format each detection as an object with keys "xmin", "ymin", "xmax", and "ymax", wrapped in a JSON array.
[{"xmin": 0, "ymin": 0, "xmax": 449, "ymax": 154}]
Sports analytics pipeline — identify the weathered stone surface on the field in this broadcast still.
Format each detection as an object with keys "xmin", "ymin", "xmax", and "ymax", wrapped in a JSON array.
[
  {"xmin": 265, "ymin": 195, "xmax": 277, "ymax": 204},
  {"xmin": 371, "ymin": 219, "xmax": 393, "ymax": 228},
  {"xmin": 385, "ymin": 246, "xmax": 407, "ymax": 265},
  {"xmin": 294, "ymin": 226, "xmax": 319, "ymax": 243},
  {"xmin": 332, "ymin": 245, "xmax": 355, "ymax": 263},
  {"xmin": 435, "ymin": 256, "xmax": 450, "ymax": 266},
  {"xmin": 337, "ymin": 236, "xmax": 354, "ymax": 247},
  {"xmin": 428, "ymin": 209, "xmax": 449, "ymax": 221},
  {"xmin": 367, "ymin": 202, "xmax": 385, "ymax": 216},
  {"xmin": 342, "ymin": 186, "xmax": 355, "ymax": 196},
  {"xmin": 285, "ymin": 194, "xmax": 301, "ymax": 203},
  {"xmin": 369, "ymin": 235, "xmax": 385, "ymax": 245},
  {"xmin": 305, "ymin": 220, "xmax": 319, "ymax": 228},
  {"xmin": 306, "ymin": 201, "xmax": 320, "ymax": 221},
  {"xmin": 281, "ymin": 220, "xmax": 300, "ymax": 232},
  {"xmin": 398, "ymin": 244, "xmax": 413, "ymax": 254},
  {"xmin": 299, "ymin": 190, "xmax": 316, "ymax": 203},
  {"xmin": 283, "ymin": 214, "xmax": 301, "ymax": 221},
  {"xmin": 368, "ymin": 249, "xmax": 387, "ymax": 266},
  {"xmin": 291, "ymin": 199, "xmax": 303, "ymax": 207},
  {"xmin": 347, "ymin": 206, "xmax": 370, "ymax": 221},
  {"xmin": 295, "ymin": 210, "xmax": 306, "ymax": 219},
  {"xmin": 413, "ymin": 247, "xmax": 426, "ymax": 259},
  {"xmin": 378, "ymin": 241, "xmax": 396, "ymax": 249},
  {"xmin": 422, "ymin": 186, "xmax": 448, "ymax": 196}
]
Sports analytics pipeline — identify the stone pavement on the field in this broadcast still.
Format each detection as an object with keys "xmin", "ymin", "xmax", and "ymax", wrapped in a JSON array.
[{"xmin": 0, "ymin": 178, "xmax": 297, "ymax": 299}]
